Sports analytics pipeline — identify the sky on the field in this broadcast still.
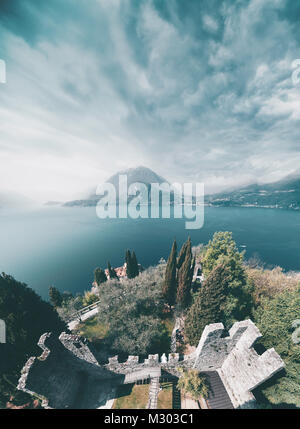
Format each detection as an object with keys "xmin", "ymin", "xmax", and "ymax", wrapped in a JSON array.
[{"xmin": 0, "ymin": 0, "xmax": 300, "ymax": 202}]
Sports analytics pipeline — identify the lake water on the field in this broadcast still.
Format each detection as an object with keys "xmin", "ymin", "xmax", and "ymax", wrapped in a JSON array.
[{"xmin": 0, "ymin": 206, "xmax": 299, "ymax": 299}]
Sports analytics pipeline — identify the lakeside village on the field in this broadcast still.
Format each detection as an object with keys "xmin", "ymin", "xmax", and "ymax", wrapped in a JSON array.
[{"xmin": 1, "ymin": 232, "xmax": 300, "ymax": 409}]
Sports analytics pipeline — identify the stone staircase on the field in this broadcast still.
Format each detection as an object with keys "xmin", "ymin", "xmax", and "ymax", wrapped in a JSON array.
[
  {"xmin": 172, "ymin": 383, "xmax": 181, "ymax": 409},
  {"xmin": 147, "ymin": 377, "xmax": 160, "ymax": 409}
]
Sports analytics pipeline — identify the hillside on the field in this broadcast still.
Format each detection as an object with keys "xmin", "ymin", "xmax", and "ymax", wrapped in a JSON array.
[
  {"xmin": 64, "ymin": 166, "xmax": 170, "ymax": 207},
  {"xmin": 206, "ymin": 173, "xmax": 300, "ymax": 210}
]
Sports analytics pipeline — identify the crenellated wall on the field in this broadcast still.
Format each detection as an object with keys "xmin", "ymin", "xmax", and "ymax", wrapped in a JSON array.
[
  {"xmin": 193, "ymin": 320, "xmax": 285, "ymax": 408},
  {"xmin": 17, "ymin": 320, "xmax": 285, "ymax": 409}
]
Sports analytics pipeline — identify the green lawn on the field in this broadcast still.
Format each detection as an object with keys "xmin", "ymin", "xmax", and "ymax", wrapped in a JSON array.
[
  {"xmin": 113, "ymin": 384, "xmax": 150, "ymax": 409},
  {"xmin": 157, "ymin": 382, "xmax": 173, "ymax": 409},
  {"xmin": 75, "ymin": 316, "xmax": 108, "ymax": 342}
]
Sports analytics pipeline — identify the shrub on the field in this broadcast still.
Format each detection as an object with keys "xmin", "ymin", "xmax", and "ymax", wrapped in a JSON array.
[
  {"xmin": 177, "ymin": 369, "xmax": 210, "ymax": 400},
  {"xmin": 254, "ymin": 287, "xmax": 300, "ymax": 408},
  {"xmin": 96, "ymin": 263, "xmax": 169, "ymax": 355}
]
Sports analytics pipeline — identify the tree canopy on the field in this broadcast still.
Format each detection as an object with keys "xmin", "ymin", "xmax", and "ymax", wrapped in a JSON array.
[
  {"xmin": 162, "ymin": 239, "xmax": 177, "ymax": 305},
  {"xmin": 185, "ymin": 264, "xmax": 229, "ymax": 346},
  {"xmin": 202, "ymin": 231, "xmax": 243, "ymax": 275},
  {"xmin": 96, "ymin": 263, "xmax": 169, "ymax": 356},
  {"xmin": 94, "ymin": 267, "xmax": 107, "ymax": 286},
  {"xmin": 185, "ymin": 232, "xmax": 253, "ymax": 344},
  {"xmin": 0, "ymin": 273, "xmax": 66, "ymax": 406},
  {"xmin": 176, "ymin": 238, "xmax": 193, "ymax": 309},
  {"xmin": 203, "ymin": 231, "xmax": 253, "ymax": 325},
  {"xmin": 107, "ymin": 261, "xmax": 118, "ymax": 280},
  {"xmin": 49, "ymin": 286, "xmax": 63, "ymax": 308},
  {"xmin": 177, "ymin": 369, "xmax": 210, "ymax": 401},
  {"xmin": 254, "ymin": 287, "xmax": 300, "ymax": 408},
  {"xmin": 125, "ymin": 250, "xmax": 139, "ymax": 279}
]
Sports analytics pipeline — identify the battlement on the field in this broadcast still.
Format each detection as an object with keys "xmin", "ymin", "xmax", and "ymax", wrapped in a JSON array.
[
  {"xmin": 107, "ymin": 352, "xmax": 180, "ymax": 370},
  {"xmin": 17, "ymin": 320, "xmax": 284, "ymax": 409},
  {"xmin": 194, "ymin": 320, "xmax": 285, "ymax": 408},
  {"xmin": 194, "ymin": 320, "xmax": 255, "ymax": 371},
  {"xmin": 17, "ymin": 332, "xmax": 121, "ymax": 409}
]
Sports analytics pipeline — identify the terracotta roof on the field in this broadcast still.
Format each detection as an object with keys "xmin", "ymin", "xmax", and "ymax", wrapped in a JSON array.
[{"xmin": 104, "ymin": 263, "xmax": 127, "ymax": 279}]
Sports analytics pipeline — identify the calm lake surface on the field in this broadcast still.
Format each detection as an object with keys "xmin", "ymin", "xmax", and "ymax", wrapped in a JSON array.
[{"xmin": 0, "ymin": 206, "xmax": 299, "ymax": 299}]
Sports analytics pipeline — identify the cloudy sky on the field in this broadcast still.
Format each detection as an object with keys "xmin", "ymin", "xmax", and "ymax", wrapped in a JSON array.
[{"xmin": 0, "ymin": 0, "xmax": 300, "ymax": 202}]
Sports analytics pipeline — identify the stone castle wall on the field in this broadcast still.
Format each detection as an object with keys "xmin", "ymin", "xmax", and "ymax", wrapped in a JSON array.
[
  {"xmin": 17, "ymin": 319, "xmax": 285, "ymax": 409},
  {"xmin": 193, "ymin": 319, "xmax": 285, "ymax": 408}
]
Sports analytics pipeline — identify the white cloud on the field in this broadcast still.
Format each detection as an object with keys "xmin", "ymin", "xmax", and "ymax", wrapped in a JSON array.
[
  {"xmin": 0, "ymin": 0, "xmax": 299, "ymax": 200},
  {"xmin": 202, "ymin": 15, "xmax": 219, "ymax": 33}
]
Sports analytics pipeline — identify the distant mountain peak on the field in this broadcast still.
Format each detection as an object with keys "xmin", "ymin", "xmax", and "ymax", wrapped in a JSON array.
[
  {"xmin": 106, "ymin": 166, "xmax": 168, "ymax": 188},
  {"xmin": 64, "ymin": 166, "xmax": 169, "ymax": 207}
]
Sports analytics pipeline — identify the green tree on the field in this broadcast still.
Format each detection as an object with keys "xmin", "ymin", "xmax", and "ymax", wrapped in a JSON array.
[
  {"xmin": 0, "ymin": 273, "xmax": 66, "ymax": 406},
  {"xmin": 131, "ymin": 251, "xmax": 139, "ymax": 278},
  {"xmin": 126, "ymin": 250, "xmax": 139, "ymax": 279},
  {"xmin": 162, "ymin": 239, "xmax": 177, "ymax": 305},
  {"xmin": 185, "ymin": 264, "xmax": 228, "ymax": 345},
  {"xmin": 191, "ymin": 256, "xmax": 196, "ymax": 287},
  {"xmin": 176, "ymin": 238, "xmax": 193, "ymax": 309},
  {"xmin": 177, "ymin": 368, "xmax": 210, "ymax": 400},
  {"xmin": 94, "ymin": 267, "xmax": 107, "ymax": 286},
  {"xmin": 253, "ymin": 287, "xmax": 300, "ymax": 408},
  {"xmin": 97, "ymin": 264, "xmax": 168, "ymax": 355},
  {"xmin": 125, "ymin": 250, "xmax": 133, "ymax": 279},
  {"xmin": 177, "ymin": 237, "xmax": 190, "ymax": 269},
  {"xmin": 82, "ymin": 291, "xmax": 99, "ymax": 307},
  {"xmin": 107, "ymin": 261, "xmax": 118, "ymax": 280},
  {"xmin": 201, "ymin": 231, "xmax": 242, "ymax": 276},
  {"xmin": 49, "ymin": 286, "xmax": 63, "ymax": 308},
  {"xmin": 201, "ymin": 231, "xmax": 253, "ymax": 326}
]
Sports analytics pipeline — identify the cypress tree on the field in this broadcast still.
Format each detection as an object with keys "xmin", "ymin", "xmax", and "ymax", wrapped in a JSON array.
[
  {"xmin": 49, "ymin": 286, "xmax": 63, "ymax": 308},
  {"xmin": 176, "ymin": 238, "xmax": 193, "ymax": 308},
  {"xmin": 177, "ymin": 241, "xmax": 187, "ymax": 269},
  {"xmin": 125, "ymin": 250, "xmax": 134, "ymax": 279},
  {"xmin": 185, "ymin": 264, "xmax": 229, "ymax": 346},
  {"xmin": 94, "ymin": 267, "xmax": 107, "ymax": 286},
  {"xmin": 107, "ymin": 261, "xmax": 118, "ymax": 280},
  {"xmin": 126, "ymin": 250, "xmax": 139, "ymax": 279},
  {"xmin": 131, "ymin": 251, "xmax": 139, "ymax": 278},
  {"xmin": 190, "ymin": 256, "xmax": 196, "ymax": 284},
  {"xmin": 162, "ymin": 239, "xmax": 177, "ymax": 305}
]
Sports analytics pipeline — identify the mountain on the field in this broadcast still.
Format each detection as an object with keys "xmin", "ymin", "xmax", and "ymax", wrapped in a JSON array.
[
  {"xmin": 44, "ymin": 201, "xmax": 63, "ymax": 206},
  {"xmin": 63, "ymin": 166, "xmax": 170, "ymax": 207},
  {"xmin": 206, "ymin": 173, "xmax": 300, "ymax": 210},
  {"xmin": 106, "ymin": 166, "xmax": 167, "ymax": 190}
]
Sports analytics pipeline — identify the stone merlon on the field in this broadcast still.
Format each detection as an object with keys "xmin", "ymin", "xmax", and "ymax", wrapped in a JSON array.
[
  {"xmin": 194, "ymin": 320, "xmax": 285, "ymax": 408},
  {"xmin": 17, "ymin": 320, "xmax": 285, "ymax": 409}
]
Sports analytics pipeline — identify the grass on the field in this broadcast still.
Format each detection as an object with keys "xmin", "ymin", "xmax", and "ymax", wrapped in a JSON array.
[
  {"xmin": 75, "ymin": 316, "xmax": 108, "ymax": 342},
  {"xmin": 162, "ymin": 317, "xmax": 174, "ymax": 338},
  {"xmin": 157, "ymin": 382, "xmax": 173, "ymax": 409},
  {"xmin": 112, "ymin": 384, "xmax": 150, "ymax": 409}
]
